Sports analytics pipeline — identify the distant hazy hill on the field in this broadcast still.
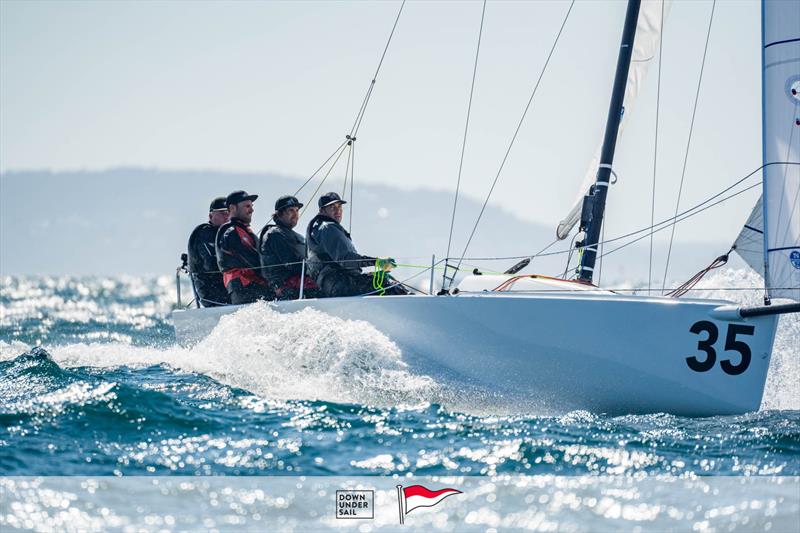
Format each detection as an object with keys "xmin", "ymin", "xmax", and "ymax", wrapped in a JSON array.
[{"xmin": 1, "ymin": 168, "xmax": 738, "ymax": 284}]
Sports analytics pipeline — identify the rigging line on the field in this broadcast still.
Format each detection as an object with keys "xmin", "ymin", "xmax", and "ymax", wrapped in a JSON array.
[
  {"xmin": 444, "ymin": 0, "xmax": 487, "ymax": 277},
  {"xmin": 598, "ymin": 218, "xmax": 605, "ymax": 285},
  {"xmin": 299, "ymin": 142, "xmax": 351, "ymax": 219},
  {"xmin": 349, "ymin": 140, "xmax": 356, "ymax": 233},
  {"xmin": 611, "ymin": 163, "xmax": 790, "ymax": 247},
  {"xmin": 463, "ymin": 166, "xmax": 777, "ymax": 264},
  {"xmin": 527, "ymin": 238, "xmax": 560, "ymax": 269},
  {"xmin": 342, "ymin": 140, "xmax": 353, "ymax": 198},
  {"xmin": 452, "ymin": 0, "xmax": 576, "ymax": 281},
  {"xmin": 293, "ymin": 139, "xmax": 349, "ymax": 198},
  {"xmin": 600, "ymin": 180, "xmax": 760, "ymax": 260},
  {"xmin": 454, "ymin": 286, "xmax": 798, "ymax": 294},
  {"xmin": 396, "ymin": 259, "xmax": 447, "ymax": 291},
  {"xmin": 349, "ymin": 0, "xmax": 407, "ymax": 138},
  {"xmin": 661, "ymin": 0, "xmax": 716, "ymax": 294},
  {"xmin": 461, "ymin": 175, "xmax": 750, "ymax": 266},
  {"xmin": 561, "ymin": 233, "xmax": 579, "ymax": 279},
  {"xmin": 648, "ymin": 0, "xmax": 665, "ymax": 294},
  {"xmin": 452, "ymin": 162, "xmax": 794, "ymax": 265},
  {"xmin": 598, "ymin": 181, "xmax": 759, "ymax": 258}
]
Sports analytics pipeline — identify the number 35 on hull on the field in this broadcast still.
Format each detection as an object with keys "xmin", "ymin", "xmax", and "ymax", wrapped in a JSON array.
[{"xmin": 687, "ymin": 321, "xmax": 756, "ymax": 376}]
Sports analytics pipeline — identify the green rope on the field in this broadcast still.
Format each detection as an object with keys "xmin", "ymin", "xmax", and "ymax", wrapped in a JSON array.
[{"xmin": 373, "ymin": 259, "xmax": 387, "ymax": 296}]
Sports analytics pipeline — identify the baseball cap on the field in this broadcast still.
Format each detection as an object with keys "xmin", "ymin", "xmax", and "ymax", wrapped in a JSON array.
[
  {"xmin": 209, "ymin": 197, "xmax": 228, "ymax": 211},
  {"xmin": 275, "ymin": 195, "xmax": 303, "ymax": 211},
  {"xmin": 318, "ymin": 192, "xmax": 347, "ymax": 209},
  {"xmin": 226, "ymin": 190, "xmax": 258, "ymax": 207}
]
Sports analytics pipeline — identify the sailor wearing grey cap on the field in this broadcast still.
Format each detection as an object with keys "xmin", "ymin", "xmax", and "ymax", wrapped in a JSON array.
[
  {"xmin": 306, "ymin": 192, "xmax": 408, "ymax": 298},
  {"xmin": 215, "ymin": 190, "xmax": 274, "ymax": 305},
  {"xmin": 186, "ymin": 197, "xmax": 231, "ymax": 307},
  {"xmin": 258, "ymin": 195, "xmax": 320, "ymax": 300}
]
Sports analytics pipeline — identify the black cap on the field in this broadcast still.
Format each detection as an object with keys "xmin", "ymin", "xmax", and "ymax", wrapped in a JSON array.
[
  {"xmin": 209, "ymin": 197, "xmax": 227, "ymax": 212},
  {"xmin": 318, "ymin": 192, "xmax": 347, "ymax": 209},
  {"xmin": 226, "ymin": 190, "xmax": 258, "ymax": 207},
  {"xmin": 275, "ymin": 195, "xmax": 303, "ymax": 211}
]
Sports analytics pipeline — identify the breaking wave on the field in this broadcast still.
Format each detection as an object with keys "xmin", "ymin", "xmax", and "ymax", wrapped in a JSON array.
[{"xmin": 2, "ymin": 303, "xmax": 440, "ymax": 408}]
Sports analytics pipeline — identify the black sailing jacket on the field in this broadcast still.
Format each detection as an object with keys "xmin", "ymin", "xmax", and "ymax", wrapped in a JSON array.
[
  {"xmin": 259, "ymin": 220, "xmax": 307, "ymax": 288},
  {"xmin": 306, "ymin": 214, "xmax": 375, "ymax": 284},
  {"xmin": 187, "ymin": 223, "xmax": 230, "ymax": 306}
]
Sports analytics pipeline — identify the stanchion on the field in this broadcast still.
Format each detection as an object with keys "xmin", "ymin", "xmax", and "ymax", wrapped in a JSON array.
[{"xmin": 299, "ymin": 259, "xmax": 306, "ymax": 300}]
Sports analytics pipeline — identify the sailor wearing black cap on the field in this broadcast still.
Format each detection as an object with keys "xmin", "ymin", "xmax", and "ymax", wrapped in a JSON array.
[
  {"xmin": 215, "ymin": 190, "xmax": 274, "ymax": 305},
  {"xmin": 306, "ymin": 192, "xmax": 407, "ymax": 298},
  {"xmin": 187, "ymin": 197, "xmax": 231, "ymax": 307},
  {"xmin": 259, "ymin": 195, "xmax": 321, "ymax": 300}
]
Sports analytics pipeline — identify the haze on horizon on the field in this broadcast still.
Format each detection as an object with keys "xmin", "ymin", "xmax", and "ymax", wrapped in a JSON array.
[{"xmin": 1, "ymin": 0, "xmax": 763, "ymax": 246}]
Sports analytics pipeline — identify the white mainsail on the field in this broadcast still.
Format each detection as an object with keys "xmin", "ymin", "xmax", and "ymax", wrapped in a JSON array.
[
  {"xmin": 735, "ymin": 0, "xmax": 799, "ymax": 302},
  {"xmin": 556, "ymin": 0, "xmax": 671, "ymax": 240}
]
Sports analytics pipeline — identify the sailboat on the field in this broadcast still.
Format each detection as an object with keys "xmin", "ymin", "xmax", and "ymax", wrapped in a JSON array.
[{"xmin": 172, "ymin": 0, "xmax": 799, "ymax": 416}]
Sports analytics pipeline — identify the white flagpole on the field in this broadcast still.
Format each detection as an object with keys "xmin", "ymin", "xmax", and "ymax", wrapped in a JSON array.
[{"xmin": 396, "ymin": 485, "xmax": 404, "ymax": 525}]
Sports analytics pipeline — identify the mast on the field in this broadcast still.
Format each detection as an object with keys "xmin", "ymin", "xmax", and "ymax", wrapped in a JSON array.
[{"xmin": 576, "ymin": 0, "xmax": 642, "ymax": 284}]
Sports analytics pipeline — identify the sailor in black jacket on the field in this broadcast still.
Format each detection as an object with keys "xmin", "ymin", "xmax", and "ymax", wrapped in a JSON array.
[
  {"xmin": 259, "ymin": 195, "xmax": 320, "ymax": 300},
  {"xmin": 306, "ymin": 192, "xmax": 408, "ymax": 298},
  {"xmin": 187, "ymin": 197, "xmax": 231, "ymax": 307},
  {"xmin": 215, "ymin": 190, "xmax": 274, "ymax": 305}
]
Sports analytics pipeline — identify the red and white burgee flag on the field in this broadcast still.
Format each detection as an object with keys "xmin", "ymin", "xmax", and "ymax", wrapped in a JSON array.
[{"xmin": 396, "ymin": 484, "xmax": 462, "ymax": 524}]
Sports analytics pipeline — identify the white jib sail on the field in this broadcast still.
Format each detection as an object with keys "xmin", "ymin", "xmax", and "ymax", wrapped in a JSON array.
[
  {"xmin": 760, "ymin": 0, "xmax": 800, "ymax": 301},
  {"xmin": 734, "ymin": 195, "xmax": 765, "ymax": 278},
  {"xmin": 556, "ymin": 0, "xmax": 672, "ymax": 240}
]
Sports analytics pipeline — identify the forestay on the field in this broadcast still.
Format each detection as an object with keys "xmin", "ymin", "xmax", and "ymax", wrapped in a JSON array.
[
  {"xmin": 735, "ymin": 0, "xmax": 800, "ymax": 302},
  {"xmin": 556, "ymin": 0, "xmax": 671, "ymax": 240}
]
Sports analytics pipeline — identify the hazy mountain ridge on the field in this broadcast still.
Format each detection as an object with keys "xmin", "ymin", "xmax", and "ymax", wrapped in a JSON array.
[{"xmin": 1, "ymin": 168, "xmax": 737, "ymax": 282}]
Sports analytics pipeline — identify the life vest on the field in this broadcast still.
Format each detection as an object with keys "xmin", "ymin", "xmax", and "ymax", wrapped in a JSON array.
[{"xmin": 215, "ymin": 218, "xmax": 267, "ymax": 289}]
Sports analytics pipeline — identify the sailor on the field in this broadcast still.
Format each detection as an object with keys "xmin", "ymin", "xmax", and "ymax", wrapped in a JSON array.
[
  {"xmin": 215, "ymin": 190, "xmax": 274, "ymax": 305},
  {"xmin": 306, "ymin": 192, "xmax": 408, "ymax": 297},
  {"xmin": 187, "ymin": 197, "xmax": 231, "ymax": 307},
  {"xmin": 259, "ymin": 195, "xmax": 321, "ymax": 300}
]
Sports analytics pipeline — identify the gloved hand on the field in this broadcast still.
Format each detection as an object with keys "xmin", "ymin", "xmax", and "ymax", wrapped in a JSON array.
[{"xmin": 379, "ymin": 257, "xmax": 397, "ymax": 271}]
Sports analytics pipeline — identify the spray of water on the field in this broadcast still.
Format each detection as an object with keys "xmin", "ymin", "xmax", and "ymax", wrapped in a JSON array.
[{"xmin": 1, "ymin": 303, "xmax": 440, "ymax": 408}]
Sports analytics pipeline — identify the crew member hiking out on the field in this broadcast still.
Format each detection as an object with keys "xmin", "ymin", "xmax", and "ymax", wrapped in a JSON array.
[
  {"xmin": 187, "ymin": 197, "xmax": 231, "ymax": 307},
  {"xmin": 216, "ymin": 190, "xmax": 274, "ymax": 305},
  {"xmin": 306, "ymin": 192, "xmax": 408, "ymax": 298},
  {"xmin": 259, "ymin": 195, "xmax": 320, "ymax": 300}
]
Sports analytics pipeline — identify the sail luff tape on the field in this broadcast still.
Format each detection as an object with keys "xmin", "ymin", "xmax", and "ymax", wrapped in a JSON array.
[{"xmin": 597, "ymin": 163, "xmax": 618, "ymax": 184}]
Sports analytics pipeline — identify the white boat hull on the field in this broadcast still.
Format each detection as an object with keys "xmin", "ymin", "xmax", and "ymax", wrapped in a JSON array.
[{"xmin": 172, "ymin": 289, "xmax": 779, "ymax": 417}]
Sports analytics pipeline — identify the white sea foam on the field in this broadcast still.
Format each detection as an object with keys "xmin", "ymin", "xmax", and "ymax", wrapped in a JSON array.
[
  {"xmin": 7, "ymin": 302, "xmax": 440, "ymax": 408},
  {"xmin": 188, "ymin": 302, "xmax": 439, "ymax": 406}
]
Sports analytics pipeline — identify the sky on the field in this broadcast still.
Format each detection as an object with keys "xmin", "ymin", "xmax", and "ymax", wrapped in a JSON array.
[{"xmin": 0, "ymin": 0, "xmax": 764, "ymax": 245}]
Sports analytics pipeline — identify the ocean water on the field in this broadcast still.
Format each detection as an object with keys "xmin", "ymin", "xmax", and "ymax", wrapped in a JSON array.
[{"xmin": 1, "ymin": 270, "xmax": 798, "ymax": 530}]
